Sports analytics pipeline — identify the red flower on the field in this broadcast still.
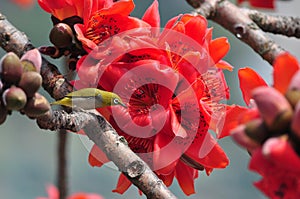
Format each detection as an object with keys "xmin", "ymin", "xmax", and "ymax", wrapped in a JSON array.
[
  {"xmin": 75, "ymin": 1, "xmax": 233, "ymax": 196},
  {"xmin": 74, "ymin": 0, "xmax": 150, "ymax": 52},
  {"xmin": 86, "ymin": 60, "xmax": 229, "ymax": 196},
  {"xmin": 37, "ymin": 184, "xmax": 104, "ymax": 199},
  {"xmin": 237, "ymin": 0, "xmax": 275, "ymax": 9},
  {"xmin": 249, "ymin": 137, "xmax": 300, "ymax": 199},
  {"xmin": 38, "ymin": 0, "xmax": 113, "ymax": 21}
]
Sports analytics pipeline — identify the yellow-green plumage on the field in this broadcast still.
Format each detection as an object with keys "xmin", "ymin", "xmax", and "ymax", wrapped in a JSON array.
[{"xmin": 51, "ymin": 88, "xmax": 126, "ymax": 109}]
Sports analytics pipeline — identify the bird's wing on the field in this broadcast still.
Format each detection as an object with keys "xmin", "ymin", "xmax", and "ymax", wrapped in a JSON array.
[{"xmin": 65, "ymin": 88, "xmax": 99, "ymax": 98}]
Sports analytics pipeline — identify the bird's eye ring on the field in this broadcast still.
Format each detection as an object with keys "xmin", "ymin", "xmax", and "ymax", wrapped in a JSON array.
[{"xmin": 113, "ymin": 98, "xmax": 119, "ymax": 105}]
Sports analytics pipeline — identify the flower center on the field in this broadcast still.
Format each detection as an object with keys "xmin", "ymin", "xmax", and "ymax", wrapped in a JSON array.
[
  {"xmin": 129, "ymin": 84, "xmax": 160, "ymax": 116},
  {"xmin": 85, "ymin": 13, "xmax": 120, "ymax": 45}
]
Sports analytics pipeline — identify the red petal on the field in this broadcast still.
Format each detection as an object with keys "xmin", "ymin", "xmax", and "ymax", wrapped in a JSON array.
[
  {"xmin": 238, "ymin": 67, "xmax": 267, "ymax": 105},
  {"xmin": 215, "ymin": 60, "xmax": 234, "ymax": 71},
  {"xmin": 164, "ymin": 15, "xmax": 181, "ymax": 29},
  {"xmin": 205, "ymin": 28, "xmax": 213, "ymax": 43},
  {"xmin": 209, "ymin": 37, "xmax": 230, "ymax": 64},
  {"xmin": 53, "ymin": 7, "xmax": 78, "ymax": 20},
  {"xmin": 84, "ymin": 0, "xmax": 113, "ymax": 23},
  {"xmin": 98, "ymin": 62, "xmax": 129, "ymax": 92},
  {"xmin": 100, "ymin": 60, "xmax": 178, "ymax": 102},
  {"xmin": 159, "ymin": 20, "xmax": 184, "ymax": 46},
  {"xmin": 83, "ymin": 0, "xmax": 94, "ymax": 25},
  {"xmin": 75, "ymin": 55, "xmax": 102, "ymax": 87},
  {"xmin": 88, "ymin": 145, "xmax": 110, "ymax": 167},
  {"xmin": 74, "ymin": 24, "xmax": 98, "ymax": 51},
  {"xmin": 38, "ymin": 0, "xmax": 67, "ymax": 10},
  {"xmin": 273, "ymin": 53, "xmax": 299, "ymax": 93},
  {"xmin": 112, "ymin": 174, "xmax": 132, "ymax": 194},
  {"xmin": 142, "ymin": 0, "xmax": 160, "ymax": 28},
  {"xmin": 173, "ymin": 79, "xmax": 210, "ymax": 124},
  {"xmin": 176, "ymin": 51, "xmax": 207, "ymax": 81},
  {"xmin": 184, "ymin": 133, "xmax": 229, "ymax": 168},
  {"xmin": 173, "ymin": 78, "xmax": 205, "ymax": 111},
  {"xmin": 169, "ymin": 104, "xmax": 187, "ymax": 138},
  {"xmin": 217, "ymin": 105, "xmax": 252, "ymax": 138},
  {"xmin": 153, "ymin": 133, "xmax": 182, "ymax": 174},
  {"xmin": 159, "ymin": 15, "xmax": 182, "ymax": 46},
  {"xmin": 100, "ymin": 0, "xmax": 134, "ymax": 16},
  {"xmin": 38, "ymin": 0, "xmax": 52, "ymax": 12},
  {"xmin": 182, "ymin": 14, "xmax": 208, "ymax": 45},
  {"xmin": 158, "ymin": 171, "xmax": 175, "ymax": 187},
  {"xmin": 175, "ymin": 161, "xmax": 196, "ymax": 196},
  {"xmin": 262, "ymin": 137, "xmax": 300, "ymax": 172}
]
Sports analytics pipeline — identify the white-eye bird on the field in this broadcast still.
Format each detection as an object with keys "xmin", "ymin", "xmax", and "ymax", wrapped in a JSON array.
[{"xmin": 51, "ymin": 88, "xmax": 126, "ymax": 109}]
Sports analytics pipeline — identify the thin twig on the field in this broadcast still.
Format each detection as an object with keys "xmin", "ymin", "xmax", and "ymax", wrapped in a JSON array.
[
  {"xmin": 187, "ymin": 0, "xmax": 285, "ymax": 64},
  {"xmin": 242, "ymin": 9, "xmax": 300, "ymax": 38},
  {"xmin": 57, "ymin": 129, "xmax": 68, "ymax": 199},
  {"xmin": 37, "ymin": 110, "xmax": 178, "ymax": 199}
]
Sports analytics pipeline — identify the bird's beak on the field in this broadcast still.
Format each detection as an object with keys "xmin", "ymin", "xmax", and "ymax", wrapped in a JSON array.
[{"xmin": 120, "ymin": 102, "xmax": 127, "ymax": 108}]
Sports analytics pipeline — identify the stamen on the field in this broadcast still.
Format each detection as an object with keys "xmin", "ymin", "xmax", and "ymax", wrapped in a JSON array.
[{"xmin": 201, "ymin": 69, "xmax": 227, "ymax": 112}]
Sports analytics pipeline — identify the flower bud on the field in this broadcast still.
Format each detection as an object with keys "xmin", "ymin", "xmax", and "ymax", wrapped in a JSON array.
[
  {"xmin": 0, "ymin": 52, "xmax": 23, "ymax": 84},
  {"xmin": 291, "ymin": 101, "xmax": 300, "ymax": 139},
  {"xmin": 285, "ymin": 90, "xmax": 300, "ymax": 109},
  {"xmin": 288, "ymin": 70, "xmax": 300, "ymax": 90},
  {"xmin": 252, "ymin": 87, "xmax": 293, "ymax": 133},
  {"xmin": 286, "ymin": 70, "xmax": 300, "ymax": 108},
  {"xmin": 50, "ymin": 23, "xmax": 73, "ymax": 48},
  {"xmin": 0, "ymin": 102, "xmax": 7, "ymax": 125},
  {"xmin": 245, "ymin": 119, "xmax": 269, "ymax": 144},
  {"xmin": 24, "ymin": 93, "xmax": 50, "ymax": 118},
  {"xmin": 231, "ymin": 125, "xmax": 261, "ymax": 151},
  {"xmin": 2, "ymin": 86, "xmax": 27, "ymax": 111},
  {"xmin": 18, "ymin": 71, "xmax": 42, "ymax": 97},
  {"xmin": 20, "ymin": 49, "xmax": 42, "ymax": 73},
  {"xmin": 262, "ymin": 136, "xmax": 300, "ymax": 170}
]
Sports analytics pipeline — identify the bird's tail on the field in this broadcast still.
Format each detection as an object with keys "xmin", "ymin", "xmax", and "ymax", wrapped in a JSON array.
[{"xmin": 50, "ymin": 98, "xmax": 72, "ymax": 107}]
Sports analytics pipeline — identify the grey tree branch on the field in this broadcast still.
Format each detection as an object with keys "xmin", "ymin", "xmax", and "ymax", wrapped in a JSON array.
[
  {"xmin": 187, "ymin": 0, "xmax": 286, "ymax": 65},
  {"xmin": 0, "ymin": 13, "xmax": 32, "ymax": 57},
  {"xmin": 0, "ymin": 11, "xmax": 177, "ymax": 199},
  {"xmin": 37, "ymin": 110, "xmax": 178, "ymax": 199},
  {"xmin": 242, "ymin": 8, "xmax": 300, "ymax": 38}
]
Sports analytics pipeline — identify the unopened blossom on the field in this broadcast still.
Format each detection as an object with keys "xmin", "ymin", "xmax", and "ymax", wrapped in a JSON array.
[{"xmin": 228, "ymin": 53, "xmax": 300, "ymax": 199}]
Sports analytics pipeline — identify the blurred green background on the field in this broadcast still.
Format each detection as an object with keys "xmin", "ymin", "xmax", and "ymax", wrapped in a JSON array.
[{"xmin": 0, "ymin": 0, "xmax": 299, "ymax": 198}]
